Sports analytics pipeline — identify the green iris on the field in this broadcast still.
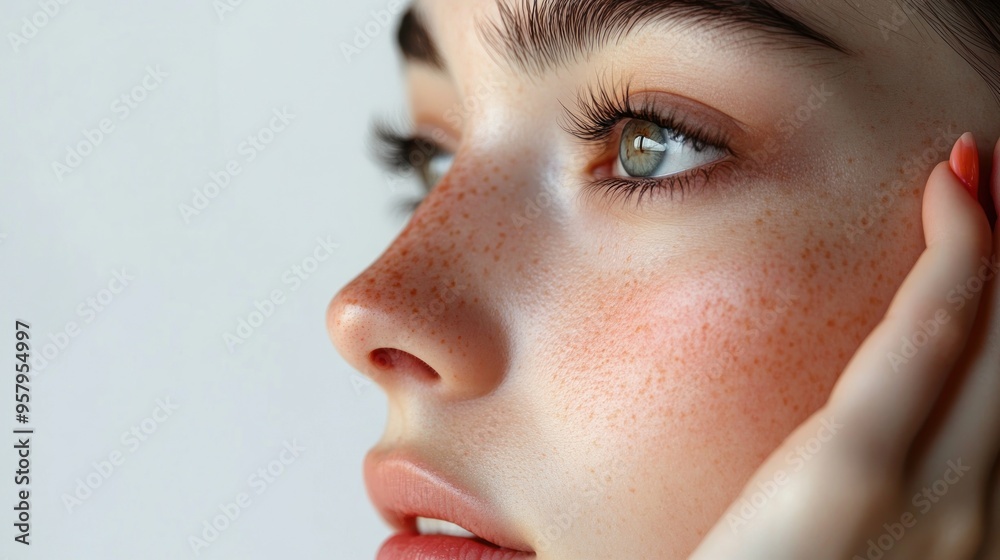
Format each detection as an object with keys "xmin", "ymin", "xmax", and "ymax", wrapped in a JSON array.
[{"xmin": 619, "ymin": 119, "xmax": 667, "ymax": 177}]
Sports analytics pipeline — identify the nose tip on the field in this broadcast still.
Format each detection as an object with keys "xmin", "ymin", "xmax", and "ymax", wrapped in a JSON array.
[{"xmin": 325, "ymin": 272, "xmax": 508, "ymax": 400}]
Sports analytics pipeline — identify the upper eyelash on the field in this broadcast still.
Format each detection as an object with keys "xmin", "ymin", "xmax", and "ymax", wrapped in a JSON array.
[
  {"xmin": 369, "ymin": 119, "xmax": 442, "ymax": 214},
  {"xmin": 369, "ymin": 118, "xmax": 443, "ymax": 174},
  {"xmin": 561, "ymin": 77, "xmax": 731, "ymax": 153}
]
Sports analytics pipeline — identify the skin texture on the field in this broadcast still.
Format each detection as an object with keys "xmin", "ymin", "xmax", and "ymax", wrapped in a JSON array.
[{"xmin": 328, "ymin": 1, "xmax": 1000, "ymax": 558}]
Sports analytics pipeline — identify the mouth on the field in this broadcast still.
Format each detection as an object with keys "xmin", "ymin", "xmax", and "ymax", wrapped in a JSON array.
[{"xmin": 365, "ymin": 450, "xmax": 536, "ymax": 560}]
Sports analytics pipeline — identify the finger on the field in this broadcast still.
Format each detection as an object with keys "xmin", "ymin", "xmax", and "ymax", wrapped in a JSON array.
[
  {"xmin": 826, "ymin": 133, "xmax": 993, "ymax": 462},
  {"xmin": 918, "ymin": 136, "xmax": 1000, "ymax": 483}
]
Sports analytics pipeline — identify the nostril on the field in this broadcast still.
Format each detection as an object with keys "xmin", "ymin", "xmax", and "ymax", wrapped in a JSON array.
[
  {"xmin": 369, "ymin": 348, "xmax": 440, "ymax": 382},
  {"xmin": 370, "ymin": 348, "xmax": 397, "ymax": 369}
]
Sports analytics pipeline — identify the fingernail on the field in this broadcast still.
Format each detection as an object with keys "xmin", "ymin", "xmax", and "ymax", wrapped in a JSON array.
[{"xmin": 949, "ymin": 132, "xmax": 979, "ymax": 200}]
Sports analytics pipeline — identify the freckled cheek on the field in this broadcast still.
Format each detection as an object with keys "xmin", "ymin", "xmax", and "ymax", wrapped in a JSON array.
[
  {"xmin": 527, "ymin": 245, "xmax": 901, "ymax": 510},
  {"xmin": 543, "ymin": 260, "xmax": 851, "ymax": 443},
  {"xmin": 638, "ymin": 253, "xmax": 893, "ymax": 446}
]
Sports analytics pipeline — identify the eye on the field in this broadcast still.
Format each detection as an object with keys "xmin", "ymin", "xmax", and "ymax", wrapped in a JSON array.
[
  {"xmin": 370, "ymin": 121, "xmax": 455, "ymax": 200},
  {"xmin": 616, "ymin": 118, "xmax": 727, "ymax": 179},
  {"xmin": 418, "ymin": 150, "xmax": 454, "ymax": 191}
]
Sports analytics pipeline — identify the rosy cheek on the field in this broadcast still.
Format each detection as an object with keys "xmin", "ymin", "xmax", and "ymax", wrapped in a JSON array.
[{"xmin": 509, "ymin": 204, "xmax": 924, "ymax": 552}]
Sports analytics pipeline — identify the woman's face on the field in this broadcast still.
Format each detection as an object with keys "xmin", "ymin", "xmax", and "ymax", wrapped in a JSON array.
[{"xmin": 329, "ymin": 1, "xmax": 999, "ymax": 558}]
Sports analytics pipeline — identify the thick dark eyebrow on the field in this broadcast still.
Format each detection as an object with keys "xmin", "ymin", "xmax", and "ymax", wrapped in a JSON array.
[
  {"xmin": 479, "ymin": 0, "xmax": 852, "ymax": 76},
  {"xmin": 396, "ymin": 6, "xmax": 445, "ymax": 70}
]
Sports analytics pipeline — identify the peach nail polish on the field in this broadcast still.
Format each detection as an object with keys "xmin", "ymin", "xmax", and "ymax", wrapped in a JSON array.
[{"xmin": 949, "ymin": 132, "xmax": 979, "ymax": 200}]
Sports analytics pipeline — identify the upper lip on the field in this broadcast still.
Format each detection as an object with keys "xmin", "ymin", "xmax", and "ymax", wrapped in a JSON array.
[{"xmin": 364, "ymin": 448, "xmax": 534, "ymax": 553}]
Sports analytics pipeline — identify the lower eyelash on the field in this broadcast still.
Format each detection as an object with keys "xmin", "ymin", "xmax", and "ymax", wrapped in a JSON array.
[{"xmin": 583, "ymin": 160, "xmax": 736, "ymax": 207}]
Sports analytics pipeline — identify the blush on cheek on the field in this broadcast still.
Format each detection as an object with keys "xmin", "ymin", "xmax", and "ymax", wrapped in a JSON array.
[
  {"xmin": 624, "ymin": 244, "xmax": 893, "ymax": 512},
  {"xmin": 639, "ymin": 265, "xmax": 834, "ymax": 455}
]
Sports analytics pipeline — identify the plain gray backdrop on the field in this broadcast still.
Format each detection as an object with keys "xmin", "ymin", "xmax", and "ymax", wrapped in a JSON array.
[{"xmin": 0, "ymin": 0, "xmax": 415, "ymax": 557}]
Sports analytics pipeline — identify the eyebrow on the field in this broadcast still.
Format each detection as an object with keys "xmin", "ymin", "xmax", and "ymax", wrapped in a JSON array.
[
  {"xmin": 396, "ymin": 7, "xmax": 445, "ymax": 69},
  {"xmin": 396, "ymin": 0, "xmax": 851, "ymax": 76},
  {"xmin": 483, "ymin": 0, "xmax": 852, "ymax": 75}
]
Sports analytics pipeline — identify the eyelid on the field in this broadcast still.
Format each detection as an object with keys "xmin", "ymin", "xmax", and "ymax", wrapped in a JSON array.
[{"xmin": 562, "ymin": 77, "xmax": 752, "ymax": 158}]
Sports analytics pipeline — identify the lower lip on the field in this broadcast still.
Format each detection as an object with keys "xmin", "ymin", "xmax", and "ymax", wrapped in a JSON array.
[{"xmin": 378, "ymin": 534, "xmax": 535, "ymax": 560}]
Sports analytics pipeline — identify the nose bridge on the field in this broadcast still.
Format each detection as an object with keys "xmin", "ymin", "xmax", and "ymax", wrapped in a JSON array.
[{"xmin": 328, "ymin": 167, "xmax": 515, "ymax": 400}]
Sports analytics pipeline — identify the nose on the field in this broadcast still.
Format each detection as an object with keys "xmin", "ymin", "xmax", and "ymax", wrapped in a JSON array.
[{"xmin": 326, "ymin": 183, "xmax": 510, "ymax": 401}]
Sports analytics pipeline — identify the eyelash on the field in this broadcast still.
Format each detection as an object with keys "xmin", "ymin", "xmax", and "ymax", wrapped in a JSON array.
[
  {"xmin": 561, "ymin": 79, "xmax": 733, "ymax": 205},
  {"xmin": 370, "ymin": 81, "xmax": 734, "ymax": 209},
  {"xmin": 369, "ymin": 119, "xmax": 442, "ymax": 213}
]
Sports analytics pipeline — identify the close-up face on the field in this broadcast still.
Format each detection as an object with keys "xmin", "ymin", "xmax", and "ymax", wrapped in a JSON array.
[{"xmin": 327, "ymin": 1, "xmax": 1000, "ymax": 558}]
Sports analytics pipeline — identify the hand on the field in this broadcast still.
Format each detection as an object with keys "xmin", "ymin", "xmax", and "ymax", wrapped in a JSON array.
[{"xmin": 688, "ymin": 134, "xmax": 1000, "ymax": 560}]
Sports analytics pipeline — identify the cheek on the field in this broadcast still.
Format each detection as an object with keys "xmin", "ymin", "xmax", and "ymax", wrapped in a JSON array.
[{"xmin": 516, "ymin": 208, "xmax": 924, "ymax": 556}]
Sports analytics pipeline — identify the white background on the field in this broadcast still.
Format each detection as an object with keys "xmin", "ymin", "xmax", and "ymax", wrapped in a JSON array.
[{"xmin": 0, "ymin": 0, "xmax": 414, "ymax": 558}]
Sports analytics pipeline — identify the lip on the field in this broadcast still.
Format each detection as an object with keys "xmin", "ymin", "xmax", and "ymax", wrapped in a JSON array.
[{"xmin": 364, "ymin": 449, "xmax": 535, "ymax": 559}]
